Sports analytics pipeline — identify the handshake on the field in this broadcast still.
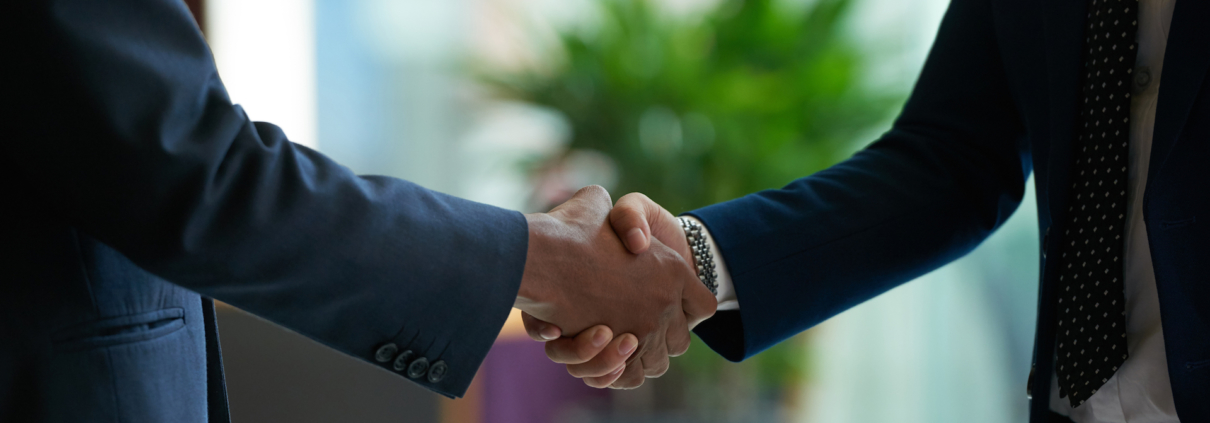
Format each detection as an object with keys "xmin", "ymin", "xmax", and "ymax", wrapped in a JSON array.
[{"xmin": 514, "ymin": 185, "xmax": 718, "ymax": 390}]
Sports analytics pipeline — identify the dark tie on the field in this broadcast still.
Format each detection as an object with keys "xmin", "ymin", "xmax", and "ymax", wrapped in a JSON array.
[{"xmin": 1054, "ymin": 0, "xmax": 1139, "ymax": 408}]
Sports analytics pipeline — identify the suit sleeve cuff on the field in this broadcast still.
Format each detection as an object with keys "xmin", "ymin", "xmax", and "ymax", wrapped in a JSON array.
[{"xmin": 683, "ymin": 212, "xmax": 748, "ymax": 362}]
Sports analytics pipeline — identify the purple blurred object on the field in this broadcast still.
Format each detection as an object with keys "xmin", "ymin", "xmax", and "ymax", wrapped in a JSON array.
[{"xmin": 478, "ymin": 338, "xmax": 610, "ymax": 423}]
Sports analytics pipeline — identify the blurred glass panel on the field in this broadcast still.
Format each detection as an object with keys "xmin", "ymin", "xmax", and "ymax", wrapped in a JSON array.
[
  {"xmin": 208, "ymin": 0, "xmax": 318, "ymax": 148},
  {"xmin": 801, "ymin": 181, "xmax": 1038, "ymax": 423}
]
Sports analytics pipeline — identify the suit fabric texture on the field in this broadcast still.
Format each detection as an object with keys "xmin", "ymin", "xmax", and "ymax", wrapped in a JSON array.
[
  {"xmin": 690, "ymin": 0, "xmax": 1210, "ymax": 421},
  {"xmin": 1, "ymin": 0, "xmax": 529, "ymax": 421}
]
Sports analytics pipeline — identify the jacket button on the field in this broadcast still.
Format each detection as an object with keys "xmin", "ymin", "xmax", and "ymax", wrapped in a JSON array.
[
  {"xmin": 407, "ymin": 357, "xmax": 430, "ymax": 379},
  {"xmin": 1027, "ymin": 365, "xmax": 1036, "ymax": 400},
  {"xmin": 374, "ymin": 343, "xmax": 399, "ymax": 363},
  {"xmin": 427, "ymin": 360, "xmax": 448, "ymax": 383},
  {"xmin": 392, "ymin": 350, "xmax": 415, "ymax": 372}
]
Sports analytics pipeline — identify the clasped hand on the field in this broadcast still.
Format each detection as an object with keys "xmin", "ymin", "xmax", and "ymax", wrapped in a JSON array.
[{"xmin": 515, "ymin": 186, "xmax": 715, "ymax": 389}]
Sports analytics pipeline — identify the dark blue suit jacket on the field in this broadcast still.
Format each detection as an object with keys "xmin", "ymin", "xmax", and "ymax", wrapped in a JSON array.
[
  {"xmin": 690, "ymin": 0, "xmax": 1209, "ymax": 421},
  {"xmin": 1, "ymin": 0, "xmax": 528, "ymax": 421}
]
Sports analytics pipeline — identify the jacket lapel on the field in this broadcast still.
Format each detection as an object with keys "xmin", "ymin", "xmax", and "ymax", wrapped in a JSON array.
[
  {"xmin": 1031, "ymin": 3, "xmax": 1086, "ymax": 419},
  {"xmin": 1148, "ymin": 0, "xmax": 1210, "ymax": 185},
  {"xmin": 1042, "ymin": 0, "xmax": 1088, "ymax": 222}
]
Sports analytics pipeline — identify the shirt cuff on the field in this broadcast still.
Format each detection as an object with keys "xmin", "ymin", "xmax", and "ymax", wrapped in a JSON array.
[{"xmin": 682, "ymin": 216, "xmax": 738, "ymax": 311}]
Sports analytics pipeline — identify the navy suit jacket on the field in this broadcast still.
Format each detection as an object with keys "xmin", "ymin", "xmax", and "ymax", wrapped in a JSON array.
[
  {"xmin": 1, "ymin": 0, "xmax": 528, "ymax": 421},
  {"xmin": 690, "ymin": 0, "xmax": 1209, "ymax": 421}
]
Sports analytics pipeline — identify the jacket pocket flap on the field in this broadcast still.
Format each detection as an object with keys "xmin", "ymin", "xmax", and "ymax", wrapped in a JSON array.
[{"xmin": 53, "ymin": 308, "xmax": 186, "ymax": 351}]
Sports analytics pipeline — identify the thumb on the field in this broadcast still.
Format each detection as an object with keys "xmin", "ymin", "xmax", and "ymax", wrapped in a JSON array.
[
  {"xmin": 550, "ymin": 185, "xmax": 613, "ymax": 220},
  {"xmin": 610, "ymin": 193, "xmax": 660, "ymax": 254}
]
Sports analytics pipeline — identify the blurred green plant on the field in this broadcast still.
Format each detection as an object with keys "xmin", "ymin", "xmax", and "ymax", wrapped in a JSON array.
[
  {"xmin": 477, "ymin": 0, "xmax": 905, "ymax": 404},
  {"xmin": 480, "ymin": 0, "xmax": 902, "ymax": 213}
]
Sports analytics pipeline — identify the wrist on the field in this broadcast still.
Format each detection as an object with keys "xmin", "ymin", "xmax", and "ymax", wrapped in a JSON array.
[{"xmin": 516, "ymin": 213, "xmax": 558, "ymax": 312}]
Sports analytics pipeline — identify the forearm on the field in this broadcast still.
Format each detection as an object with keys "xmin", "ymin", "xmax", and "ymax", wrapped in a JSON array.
[
  {"xmin": 689, "ymin": 145, "xmax": 1025, "ymax": 360},
  {"xmin": 689, "ymin": 0, "xmax": 1031, "ymax": 361},
  {"xmin": 7, "ymin": 0, "xmax": 528, "ymax": 397}
]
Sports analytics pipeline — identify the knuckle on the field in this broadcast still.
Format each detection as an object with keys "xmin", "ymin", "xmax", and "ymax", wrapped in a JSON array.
[
  {"xmin": 577, "ymin": 185, "xmax": 610, "ymax": 202},
  {"xmin": 644, "ymin": 359, "xmax": 670, "ymax": 377},
  {"xmin": 625, "ymin": 376, "xmax": 646, "ymax": 389},
  {"xmin": 614, "ymin": 375, "xmax": 640, "ymax": 389},
  {"xmin": 577, "ymin": 184, "xmax": 604, "ymax": 195},
  {"xmin": 670, "ymin": 337, "xmax": 691, "ymax": 357}
]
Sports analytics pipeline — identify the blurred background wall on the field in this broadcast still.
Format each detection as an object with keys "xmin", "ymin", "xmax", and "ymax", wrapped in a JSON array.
[{"xmin": 196, "ymin": 0, "xmax": 1041, "ymax": 422}]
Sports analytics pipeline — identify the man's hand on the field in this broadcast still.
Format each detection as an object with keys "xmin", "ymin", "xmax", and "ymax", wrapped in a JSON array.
[
  {"xmin": 536, "ymin": 192, "xmax": 700, "ymax": 388},
  {"xmin": 609, "ymin": 192, "xmax": 690, "ymax": 260},
  {"xmin": 515, "ymin": 186, "xmax": 716, "ymax": 389}
]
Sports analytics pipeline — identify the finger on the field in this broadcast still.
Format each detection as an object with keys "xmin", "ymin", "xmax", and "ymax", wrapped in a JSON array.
[
  {"xmin": 583, "ymin": 363, "xmax": 627, "ymax": 388},
  {"xmin": 544, "ymin": 325, "xmax": 613, "ymax": 364},
  {"xmin": 665, "ymin": 314, "xmax": 692, "ymax": 357},
  {"xmin": 608, "ymin": 360, "xmax": 646, "ymax": 389},
  {"xmin": 521, "ymin": 311, "xmax": 562, "ymax": 341},
  {"xmin": 566, "ymin": 333, "xmax": 638, "ymax": 378},
  {"xmin": 610, "ymin": 193, "xmax": 660, "ymax": 254},
  {"xmin": 681, "ymin": 271, "xmax": 719, "ymax": 328},
  {"xmin": 638, "ymin": 341, "xmax": 671, "ymax": 378}
]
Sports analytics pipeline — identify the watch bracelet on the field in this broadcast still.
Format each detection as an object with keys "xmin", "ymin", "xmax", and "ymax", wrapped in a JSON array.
[{"xmin": 678, "ymin": 217, "xmax": 718, "ymax": 295}]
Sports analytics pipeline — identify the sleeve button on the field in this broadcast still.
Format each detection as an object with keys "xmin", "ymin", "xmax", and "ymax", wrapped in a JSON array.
[
  {"xmin": 374, "ymin": 343, "xmax": 399, "ymax": 363},
  {"xmin": 407, "ymin": 357, "xmax": 430, "ymax": 379},
  {"xmin": 392, "ymin": 350, "xmax": 415, "ymax": 372},
  {"xmin": 427, "ymin": 360, "xmax": 448, "ymax": 383}
]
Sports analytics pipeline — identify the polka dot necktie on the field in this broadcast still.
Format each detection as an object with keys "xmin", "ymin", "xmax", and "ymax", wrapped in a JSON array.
[{"xmin": 1054, "ymin": 0, "xmax": 1139, "ymax": 408}]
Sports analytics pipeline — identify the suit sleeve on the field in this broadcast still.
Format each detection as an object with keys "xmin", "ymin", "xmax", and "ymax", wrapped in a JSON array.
[
  {"xmin": 688, "ymin": 0, "xmax": 1031, "ymax": 361},
  {"xmin": 3, "ymin": 0, "xmax": 523, "ymax": 397}
]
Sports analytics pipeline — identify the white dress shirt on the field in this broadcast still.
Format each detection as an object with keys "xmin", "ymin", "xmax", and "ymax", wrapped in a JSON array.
[{"xmin": 694, "ymin": 1, "xmax": 1179, "ymax": 421}]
